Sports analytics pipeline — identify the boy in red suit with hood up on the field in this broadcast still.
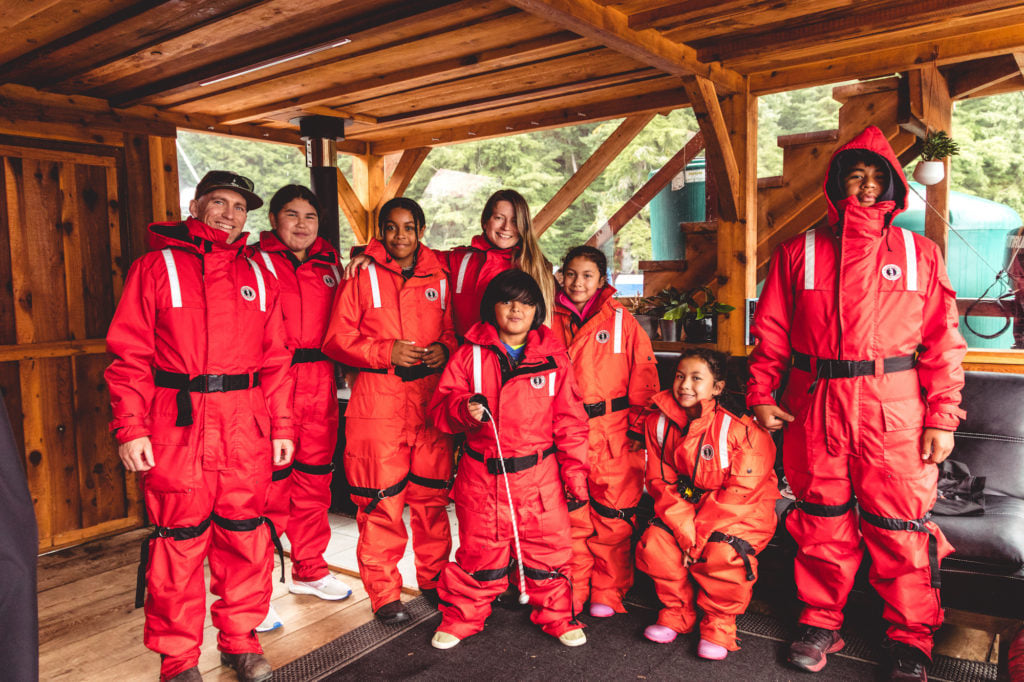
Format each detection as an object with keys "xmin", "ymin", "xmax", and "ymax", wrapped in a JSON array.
[{"xmin": 747, "ymin": 125, "xmax": 967, "ymax": 681}]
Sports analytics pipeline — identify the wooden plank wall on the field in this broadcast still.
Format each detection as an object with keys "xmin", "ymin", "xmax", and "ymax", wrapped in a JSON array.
[{"xmin": 0, "ymin": 125, "xmax": 178, "ymax": 551}]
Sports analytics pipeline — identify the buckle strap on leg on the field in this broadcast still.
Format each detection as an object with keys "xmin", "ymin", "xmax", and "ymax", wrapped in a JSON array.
[
  {"xmin": 293, "ymin": 461, "xmax": 334, "ymax": 476},
  {"xmin": 590, "ymin": 497, "xmax": 639, "ymax": 526},
  {"xmin": 708, "ymin": 531, "xmax": 757, "ymax": 581},
  {"xmin": 135, "ymin": 515, "xmax": 214, "ymax": 608},
  {"xmin": 272, "ymin": 464, "xmax": 293, "ymax": 481},
  {"xmin": 348, "ymin": 476, "xmax": 408, "ymax": 513},
  {"xmin": 858, "ymin": 508, "xmax": 940, "ymax": 589},
  {"xmin": 408, "ymin": 472, "xmax": 454, "ymax": 490},
  {"xmin": 470, "ymin": 565, "xmax": 511, "ymax": 582},
  {"xmin": 523, "ymin": 565, "xmax": 580, "ymax": 625},
  {"xmin": 793, "ymin": 497, "xmax": 856, "ymax": 517},
  {"xmin": 211, "ymin": 513, "xmax": 286, "ymax": 583}
]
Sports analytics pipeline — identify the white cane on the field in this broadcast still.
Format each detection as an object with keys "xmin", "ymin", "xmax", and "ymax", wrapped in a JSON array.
[{"xmin": 480, "ymin": 405, "xmax": 530, "ymax": 605}]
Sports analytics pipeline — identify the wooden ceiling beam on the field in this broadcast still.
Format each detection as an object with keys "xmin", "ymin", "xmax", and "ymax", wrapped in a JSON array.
[
  {"xmin": 681, "ymin": 75, "xmax": 739, "ymax": 222},
  {"xmin": 945, "ymin": 54, "xmax": 1024, "ymax": 99},
  {"xmin": 749, "ymin": 22, "xmax": 1024, "ymax": 95},
  {"xmin": 533, "ymin": 113, "xmax": 654, "ymax": 235},
  {"xmin": 0, "ymin": 0, "xmax": 259, "ymax": 86},
  {"xmin": 105, "ymin": 0, "xmax": 455, "ymax": 108},
  {"xmin": 586, "ymin": 131, "xmax": 705, "ymax": 248},
  {"xmin": 215, "ymin": 34, "xmax": 589, "ymax": 126},
  {"xmin": 337, "ymin": 168, "xmax": 369, "ymax": 243},
  {"xmin": 376, "ymin": 147, "xmax": 431, "ymax": 211},
  {"xmin": 504, "ymin": 0, "xmax": 743, "ymax": 93},
  {"xmin": 643, "ymin": 0, "xmax": 847, "ymax": 39},
  {"xmin": 0, "ymin": 83, "xmax": 367, "ymax": 152},
  {"xmin": 703, "ymin": 0, "xmax": 1021, "ymax": 65},
  {"xmin": 364, "ymin": 86, "xmax": 690, "ymax": 154},
  {"xmin": 360, "ymin": 71, "xmax": 659, "ymax": 135}
]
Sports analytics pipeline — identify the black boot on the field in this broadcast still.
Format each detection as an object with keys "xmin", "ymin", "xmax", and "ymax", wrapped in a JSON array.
[{"xmin": 885, "ymin": 640, "xmax": 929, "ymax": 681}]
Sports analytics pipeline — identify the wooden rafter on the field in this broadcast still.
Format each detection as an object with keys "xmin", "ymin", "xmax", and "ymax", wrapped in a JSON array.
[
  {"xmin": 534, "ymin": 113, "xmax": 654, "ymax": 236},
  {"xmin": 376, "ymin": 147, "xmax": 430, "ymax": 212},
  {"xmin": 681, "ymin": 75, "xmax": 740, "ymax": 223},
  {"xmin": 946, "ymin": 53, "xmax": 1024, "ymax": 99},
  {"xmin": 337, "ymin": 168, "xmax": 369, "ymax": 244},
  {"xmin": 365, "ymin": 86, "xmax": 689, "ymax": 154},
  {"xmin": 703, "ymin": 0, "xmax": 1022, "ymax": 66},
  {"xmin": 750, "ymin": 18, "xmax": 1024, "ymax": 94},
  {"xmin": 504, "ymin": 0, "xmax": 743, "ymax": 93},
  {"xmin": 216, "ymin": 35, "xmax": 590, "ymax": 126},
  {"xmin": 585, "ymin": 131, "xmax": 704, "ymax": 248}
]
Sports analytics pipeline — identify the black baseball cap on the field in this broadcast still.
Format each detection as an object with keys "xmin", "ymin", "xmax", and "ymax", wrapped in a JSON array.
[{"xmin": 194, "ymin": 170, "xmax": 263, "ymax": 210}]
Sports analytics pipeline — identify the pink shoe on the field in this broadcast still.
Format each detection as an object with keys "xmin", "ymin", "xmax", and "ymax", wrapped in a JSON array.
[
  {"xmin": 697, "ymin": 638, "xmax": 729, "ymax": 660},
  {"xmin": 589, "ymin": 602, "xmax": 615, "ymax": 618},
  {"xmin": 644, "ymin": 624, "xmax": 678, "ymax": 643}
]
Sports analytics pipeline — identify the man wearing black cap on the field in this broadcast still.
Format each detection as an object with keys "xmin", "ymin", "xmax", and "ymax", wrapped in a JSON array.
[{"xmin": 106, "ymin": 171, "xmax": 295, "ymax": 682}]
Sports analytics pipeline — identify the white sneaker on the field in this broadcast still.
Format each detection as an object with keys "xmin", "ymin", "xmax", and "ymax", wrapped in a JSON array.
[
  {"xmin": 256, "ymin": 603, "xmax": 283, "ymax": 633},
  {"xmin": 289, "ymin": 574, "xmax": 353, "ymax": 601}
]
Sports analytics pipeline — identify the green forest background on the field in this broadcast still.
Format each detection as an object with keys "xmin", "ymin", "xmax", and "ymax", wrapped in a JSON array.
[{"xmin": 177, "ymin": 83, "xmax": 1024, "ymax": 273}]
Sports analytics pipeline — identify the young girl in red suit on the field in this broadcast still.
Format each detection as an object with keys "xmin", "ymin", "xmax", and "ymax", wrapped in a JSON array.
[
  {"xmin": 636, "ymin": 349, "xmax": 778, "ymax": 659},
  {"xmin": 322, "ymin": 197, "xmax": 456, "ymax": 625},
  {"xmin": 427, "ymin": 270, "xmax": 590, "ymax": 649},
  {"xmin": 551, "ymin": 245, "xmax": 658, "ymax": 617}
]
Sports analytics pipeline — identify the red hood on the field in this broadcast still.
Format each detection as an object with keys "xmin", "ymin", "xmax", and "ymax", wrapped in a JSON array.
[
  {"xmin": 463, "ymin": 320, "xmax": 564, "ymax": 357},
  {"xmin": 823, "ymin": 125, "xmax": 908, "ymax": 226},
  {"xmin": 259, "ymin": 230, "xmax": 338, "ymax": 265},
  {"xmin": 363, "ymin": 238, "xmax": 447, "ymax": 277},
  {"xmin": 147, "ymin": 217, "xmax": 247, "ymax": 255}
]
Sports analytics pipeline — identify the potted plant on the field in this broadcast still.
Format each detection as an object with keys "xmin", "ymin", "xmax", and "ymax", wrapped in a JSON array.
[
  {"xmin": 681, "ymin": 286, "xmax": 735, "ymax": 344},
  {"xmin": 620, "ymin": 293, "xmax": 658, "ymax": 339},
  {"xmin": 913, "ymin": 130, "xmax": 959, "ymax": 186},
  {"xmin": 656, "ymin": 287, "xmax": 692, "ymax": 343}
]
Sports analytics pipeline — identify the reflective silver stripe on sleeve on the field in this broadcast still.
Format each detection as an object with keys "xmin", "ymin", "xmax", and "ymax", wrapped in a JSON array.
[
  {"xmin": 259, "ymin": 251, "xmax": 277, "ymax": 277},
  {"xmin": 472, "ymin": 344, "xmax": 482, "ymax": 394},
  {"xmin": 368, "ymin": 263, "xmax": 382, "ymax": 308},
  {"xmin": 718, "ymin": 414, "xmax": 732, "ymax": 469},
  {"xmin": 613, "ymin": 308, "xmax": 623, "ymax": 354},
  {"xmin": 804, "ymin": 229, "xmax": 815, "ymax": 290},
  {"xmin": 439, "ymin": 279, "xmax": 447, "ymax": 310},
  {"xmin": 161, "ymin": 249, "xmax": 182, "ymax": 308},
  {"xmin": 656, "ymin": 413, "xmax": 667, "ymax": 449},
  {"xmin": 455, "ymin": 253, "xmax": 472, "ymax": 294},
  {"xmin": 330, "ymin": 264, "xmax": 340, "ymax": 282},
  {"xmin": 548, "ymin": 371, "xmax": 556, "ymax": 397},
  {"xmin": 247, "ymin": 257, "xmax": 267, "ymax": 312},
  {"xmin": 902, "ymin": 228, "xmax": 918, "ymax": 291}
]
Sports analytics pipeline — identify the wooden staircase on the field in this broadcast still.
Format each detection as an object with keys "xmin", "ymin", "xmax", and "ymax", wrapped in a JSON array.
[{"xmin": 756, "ymin": 76, "xmax": 920, "ymax": 280}]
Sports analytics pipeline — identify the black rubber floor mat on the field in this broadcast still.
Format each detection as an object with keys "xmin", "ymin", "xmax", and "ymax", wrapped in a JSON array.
[{"xmin": 274, "ymin": 595, "xmax": 996, "ymax": 681}]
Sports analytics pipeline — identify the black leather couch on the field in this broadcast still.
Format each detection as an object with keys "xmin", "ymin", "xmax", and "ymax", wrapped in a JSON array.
[{"xmin": 651, "ymin": 353, "xmax": 1024, "ymax": 618}]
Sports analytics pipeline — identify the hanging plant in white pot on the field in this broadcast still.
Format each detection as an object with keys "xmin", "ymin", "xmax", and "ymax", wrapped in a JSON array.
[{"xmin": 913, "ymin": 130, "xmax": 960, "ymax": 186}]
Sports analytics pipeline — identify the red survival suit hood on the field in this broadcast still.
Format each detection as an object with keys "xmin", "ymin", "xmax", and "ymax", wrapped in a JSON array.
[
  {"xmin": 258, "ymin": 230, "xmax": 339, "ymax": 266},
  {"xmin": 823, "ymin": 125, "xmax": 909, "ymax": 227},
  {"xmin": 147, "ymin": 216, "xmax": 247, "ymax": 254}
]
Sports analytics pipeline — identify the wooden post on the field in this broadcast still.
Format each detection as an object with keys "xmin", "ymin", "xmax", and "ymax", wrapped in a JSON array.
[
  {"xmin": 349, "ymin": 151, "xmax": 386, "ymax": 244},
  {"xmin": 717, "ymin": 82, "xmax": 758, "ymax": 356}
]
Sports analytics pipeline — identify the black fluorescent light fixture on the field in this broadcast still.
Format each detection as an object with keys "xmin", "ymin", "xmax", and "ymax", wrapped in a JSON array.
[{"xmin": 199, "ymin": 38, "xmax": 352, "ymax": 87}]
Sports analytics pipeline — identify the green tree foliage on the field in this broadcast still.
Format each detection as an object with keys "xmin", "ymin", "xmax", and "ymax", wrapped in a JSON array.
[{"xmin": 952, "ymin": 92, "xmax": 1024, "ymax": 218}]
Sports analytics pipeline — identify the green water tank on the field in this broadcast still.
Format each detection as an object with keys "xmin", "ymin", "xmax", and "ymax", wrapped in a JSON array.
[
  {"xmin": 892, "ymin": 182, "xmax": 1022, "ymax": 348},
  {"xmin": 650, "ymin": 158, "xmax": 706, "ymax": 260}
]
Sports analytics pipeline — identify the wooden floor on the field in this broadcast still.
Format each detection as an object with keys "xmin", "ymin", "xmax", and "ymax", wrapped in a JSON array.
[{"xmin": 37, "ymin": 527, "xmax": 390, "ymax": 681}]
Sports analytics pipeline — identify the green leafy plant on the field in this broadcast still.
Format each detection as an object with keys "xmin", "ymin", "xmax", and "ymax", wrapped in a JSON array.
[
  {"xmin": 646, "ymin": 287, "xmax": 691, "ymax": 320},
  {"xmin": 921, "ymin": 130, "xmax": 960, "ymax": 161},
  {"xmin": 687, "ymin": 285, "xmax": 735, "ymax": 320}
]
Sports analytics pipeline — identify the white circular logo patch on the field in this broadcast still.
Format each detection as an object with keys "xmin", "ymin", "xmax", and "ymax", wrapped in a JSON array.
[
  {"xmin": 596, "ymin": 330, "xmax": 610, "ymax": 344},
  {"xmin": 323, "ymin": 274, "xmax": 337, "ymax": 288},
  {"xmin": 530, "ymin": 375, "xmax": 546, "ymax": 389},
  {"xmin": 700, "ymin": 444, "xmax": 715, "ymax": 460},
  {"xmin": 240, "ymin": 286, "xmax": 256, "ymax": 301},
  {"xmin": 881, "ymin": 264, "xmax": 902, "ymax": 281},
  {"xmin": 425, "ymin": 288, "xmax": 439, "ymax": 302}
]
